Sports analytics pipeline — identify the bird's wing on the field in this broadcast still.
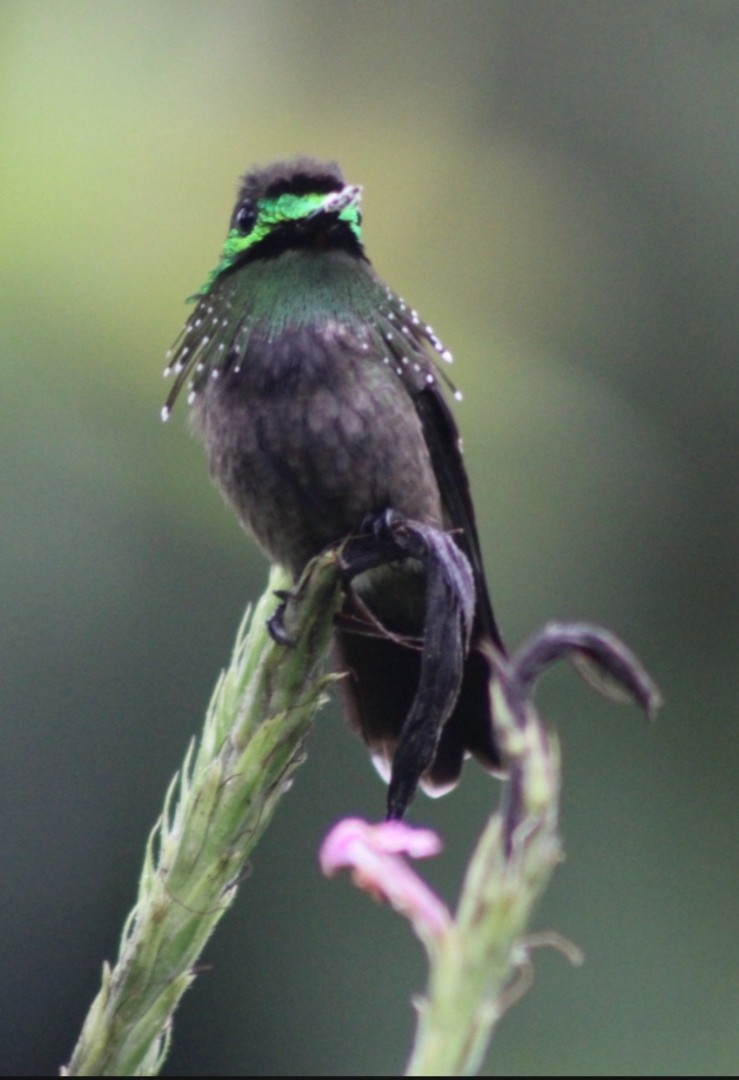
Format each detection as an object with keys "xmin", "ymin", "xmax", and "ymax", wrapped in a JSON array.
[{"xmin": 414, "ymin": 384, "xmax": 505, "ymax": 654}]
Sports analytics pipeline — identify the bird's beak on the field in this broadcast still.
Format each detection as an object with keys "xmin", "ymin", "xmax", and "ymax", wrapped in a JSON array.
[{"xmin": 309, "ymin": 184, "xmax": 363, "ymax": 218}]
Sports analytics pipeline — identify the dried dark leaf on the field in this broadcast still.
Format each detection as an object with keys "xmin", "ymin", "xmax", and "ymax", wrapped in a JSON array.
[{"xmin": 510, "ymin": 622, "xmax": 662, "ymax": 720}]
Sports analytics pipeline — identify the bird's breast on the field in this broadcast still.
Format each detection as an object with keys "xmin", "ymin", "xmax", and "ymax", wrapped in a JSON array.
[{"xmin": 194, "ymin": 318, "xmax": 443, "ymax": 575}]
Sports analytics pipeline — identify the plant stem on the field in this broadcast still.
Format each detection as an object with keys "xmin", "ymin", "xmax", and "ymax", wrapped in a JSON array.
[
  {"xmin": 405, "ymin": 682, "xmax": 563, "ymax": 1076},
  {"xmin": 405, "ymin": 625, "xmax": 658, "ymax": 1075},
  {"xmin": 64, "ymin": 554, "xmax": 342, "ymax": 1076}
]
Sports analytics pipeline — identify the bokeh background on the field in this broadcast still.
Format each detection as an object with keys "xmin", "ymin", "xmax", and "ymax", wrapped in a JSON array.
[{"xmin": 2, "ymin": 1, "xmax": 738, "ymax": 1074}]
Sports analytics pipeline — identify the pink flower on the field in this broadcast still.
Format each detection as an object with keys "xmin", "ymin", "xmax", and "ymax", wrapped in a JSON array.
[{"xmin": 320, "ymin": 818, "xmax": 451, "ymax": 943}]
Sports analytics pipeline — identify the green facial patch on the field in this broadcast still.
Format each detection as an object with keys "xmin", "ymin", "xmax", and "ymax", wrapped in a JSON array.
[{"xmin": 195, "ymin": 190, "xmax": 363, "ymax": 297}]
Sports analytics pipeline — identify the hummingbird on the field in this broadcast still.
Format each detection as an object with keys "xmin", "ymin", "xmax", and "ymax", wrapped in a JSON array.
[{"xmin": 163, "ymin": 158, "xmax": 505, "ymax": 818}]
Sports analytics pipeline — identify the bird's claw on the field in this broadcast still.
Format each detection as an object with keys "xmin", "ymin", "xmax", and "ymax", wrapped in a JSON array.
[{"xmin": 267, "ymin": 589, "xmax": 297, "ymax": 646}]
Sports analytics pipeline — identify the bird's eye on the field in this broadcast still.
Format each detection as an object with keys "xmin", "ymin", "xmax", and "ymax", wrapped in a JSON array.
[{"xmin": 235, "ymin": 204, "xmax": 257, "ymax": 234}]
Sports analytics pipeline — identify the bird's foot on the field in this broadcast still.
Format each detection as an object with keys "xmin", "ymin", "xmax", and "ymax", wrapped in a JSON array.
[{"xmin": 338, "ymin": 508, "xmax": 410, "ymax": 582}]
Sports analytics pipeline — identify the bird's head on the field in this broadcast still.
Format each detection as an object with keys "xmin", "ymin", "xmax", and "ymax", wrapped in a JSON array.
[{"xmin": 197, "ymin": 158, "xmax": 364, "ymax": 295}]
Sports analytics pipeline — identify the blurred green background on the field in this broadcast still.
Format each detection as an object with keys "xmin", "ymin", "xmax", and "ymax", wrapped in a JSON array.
[{"xmin": 2, "ymin": 0, "xmax": 738, "ymax": 1074}]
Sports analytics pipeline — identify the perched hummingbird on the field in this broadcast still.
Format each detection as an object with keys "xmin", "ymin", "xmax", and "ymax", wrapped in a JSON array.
[{"xmin": 163, "ymin": 158, "xmax": 505, "ymax": 818}]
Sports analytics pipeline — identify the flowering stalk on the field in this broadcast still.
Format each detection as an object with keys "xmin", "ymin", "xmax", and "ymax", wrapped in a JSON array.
[
  {"xmin": 322, "ymin": 624, "xmax": 660, "ymax": 1077},
  {"xmin": 64, "ymin": 553, "xmax": 343, "ymax": 1076}
]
